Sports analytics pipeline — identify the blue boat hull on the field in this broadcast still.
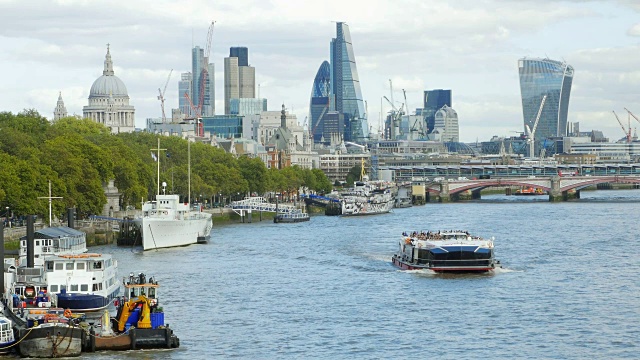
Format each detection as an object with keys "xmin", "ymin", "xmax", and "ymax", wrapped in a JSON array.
[{"xmin": 57, "ymin": 288, "xmax": 120, "ymax": 312}]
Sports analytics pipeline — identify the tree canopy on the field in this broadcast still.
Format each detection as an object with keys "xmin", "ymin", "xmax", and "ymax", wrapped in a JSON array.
[{"xmin": 0, "ymin": 110, "xmax": 332, "ymax": 220}]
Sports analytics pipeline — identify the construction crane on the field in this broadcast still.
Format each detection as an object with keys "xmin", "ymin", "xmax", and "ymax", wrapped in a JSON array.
[
  {"xmin": 197, "ymin": 21, "xmax": 215, "ymax": 117},
  {"xmin": 157, "ymin": 69, "xmax": 173, "ymax": 122},
  {"xmin": 184, "ymin": 92, "xmax": 204, "ymax": 137},
  {"xmin": 625, "ymin": 108, "xmax": 640, "ymax": 126},
  {"xmin": 383, "ymin": 95, "xmax": 404, "ymax": 140},
  {"xmin": 525, "ymin": 94, "xmax": 547, "ymax": 157},
  {"xmin": 613, "ymin": 110, "xmax": 631, "ymax": 143}
]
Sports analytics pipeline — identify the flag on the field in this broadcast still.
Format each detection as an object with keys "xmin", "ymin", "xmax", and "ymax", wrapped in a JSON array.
[{"xmin": 151, "ymin": 152, "xmax": 158, "ymax": 161}]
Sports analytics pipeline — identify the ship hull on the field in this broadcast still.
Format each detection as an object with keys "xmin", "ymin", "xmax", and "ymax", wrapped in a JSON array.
[
  {"xmin": 18, "ymin": 324, "xmax": 83, "ymax": 358},
  {"xmin": 392, "ymin": 255, "xmax": 495, "ymax": 273},
  {"xmin": 56, "ymin": 286, "xmax": 120, "ymax": 312},
  {"xmin": 141, "ymin": 216, "xmax": 212, "ymax": 250}
]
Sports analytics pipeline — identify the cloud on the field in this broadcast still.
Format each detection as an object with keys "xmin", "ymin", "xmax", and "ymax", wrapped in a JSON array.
[{"xmin": 627, "ymin": 23, "xmax": 640, "ymax": 36}]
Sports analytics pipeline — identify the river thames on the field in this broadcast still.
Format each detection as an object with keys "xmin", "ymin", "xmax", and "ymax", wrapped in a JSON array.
[{"xmin": 81, "ymin": 189, "xmax": 639, "ymax": 359}]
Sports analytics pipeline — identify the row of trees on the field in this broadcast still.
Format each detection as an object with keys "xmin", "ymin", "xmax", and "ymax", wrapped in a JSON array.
[{"xmin": 0, "ymin": 110, "xmax": 332, "ymax": 220}]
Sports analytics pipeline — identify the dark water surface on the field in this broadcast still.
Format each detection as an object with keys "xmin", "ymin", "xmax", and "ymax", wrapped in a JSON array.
[{"xmin": 73, "ymin": 190, "xmax": 640, "ymax": 359}]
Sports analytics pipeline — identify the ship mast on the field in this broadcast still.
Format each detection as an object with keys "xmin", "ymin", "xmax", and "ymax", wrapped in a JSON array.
[
  {"xmin": 151, "ymin": 138, "xmax": 166, "ymax": 197},
  {"xmin": 38, "ymin": 180, "xmax": 62, "ymax": 226},
  {"xmin": 188, "ymin": 139, "xmax": 191, "ymax": 205}
]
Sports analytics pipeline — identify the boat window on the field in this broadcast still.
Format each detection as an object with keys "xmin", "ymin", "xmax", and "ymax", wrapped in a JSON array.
[
  {"xmin": 81, "ymin": 284, "xmax": 88, "ymax": 291},
  {"xmin": 35, "ymin": 240, "xmax": 39, "ymax": 246},
  {"xmin": 149, "ymin": 288, "xmax": 156, "ymax": 298},
  {"xmin": 46, "ymin": 262, "xmax": 54, "ymax": 271},
  {"xmin": 66, "ymin": 262, "xmax": 74, "ymax": 270},
  {"xmin": 93, "ymin": 261, "xmax": 102, "ymax": 270},
  {"xmin": 55, "ymin": 263, "xmax": 63, "ymax": 270},
  {"xmin": 93, "ymin": 284, "xmax": 98, "ymax": 291},
  {"xmin": 70, "ymin": 284, "xmax": 78, "ymax": 291},
  {"xmin": 77, "ymin": 263, "xmax": 85, "ymax": 270},
  {"xmin": 50, "ymin": 285, "xmax": 58, "ymax": 292}
]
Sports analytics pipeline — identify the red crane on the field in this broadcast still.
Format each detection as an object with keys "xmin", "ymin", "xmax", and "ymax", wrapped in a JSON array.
[{"xmin": 184, "ymin": 92, "xmax": 204, "ymax": 137}]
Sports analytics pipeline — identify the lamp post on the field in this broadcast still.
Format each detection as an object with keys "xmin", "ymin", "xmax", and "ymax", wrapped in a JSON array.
[{"xmin": 4, "ymin": 207, "xmax": 9, "ymax": 228}]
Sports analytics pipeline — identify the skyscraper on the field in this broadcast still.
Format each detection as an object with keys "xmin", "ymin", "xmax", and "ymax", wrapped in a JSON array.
[
  {"xmin": 423, "ymin": 89, "xmax": 451, "ymax": 134},
  {"xmin": 179, "ymin": 72, "xmax": 192, "ymax": 116},
  {"xmin": 309, "ymin": 61, "xmax": 334, "ymax": 143},
  {"xmin": 330, "ymin": 22, "xmax": 367, "ymax": 143},
  {"xmin": 518, "ymin": 57, "xmax": 574, "ymax": 155},
  {"xmin": 230, "ymin": 47, "xmax": 248, "ymax": 66},
  {"xmin": 191, "ymin": 46, "xmax": 215, "ymax": 117},
  {"xmin": 224, "ymin": 47, "xmax": 255, "ymax": 114}
]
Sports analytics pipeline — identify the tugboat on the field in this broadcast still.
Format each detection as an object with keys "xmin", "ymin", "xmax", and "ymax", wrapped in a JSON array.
[
  {"xmin": 392, "ymin": 230, "xmax": 500, "ymax": 272},
  {"xmin": 84, "ymin": 273, "xmax": 179, "ymax": 352},
  {"xmin": 16, "ymin": 308, "xmax": 85, "ymax": 358}
]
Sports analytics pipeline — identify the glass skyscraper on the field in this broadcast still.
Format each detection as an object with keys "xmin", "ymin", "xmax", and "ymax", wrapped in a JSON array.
[
  {"xmin": 518, "ymin": 57, "xmax": 574, "ymax": 155},
  {"xmin": 309, "ymin": 61, "xmax": 334, "ymax": 143},
  {"xmin": 191, "ymin": 46, "xmax": 214, "ymax": 117},
  {"xmin": 423, "ymin": 89, "xmax": 451, "ymax": 134},
  {"xmin": 330, "ymin": 22, "xmax": 368, "ymax": 143},
  {"xmin": 178, "ymin": 72, "xmax": 192, "ymax": 117},
  {"xmin": 230, "ymin": 47, "xmax": 248, "ymax": 67}
]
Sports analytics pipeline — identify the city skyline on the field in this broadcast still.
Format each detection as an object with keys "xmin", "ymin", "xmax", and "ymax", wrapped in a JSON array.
[{"xmin": 1, "ymin": 0, "xmax": 639, "ymax": 143}]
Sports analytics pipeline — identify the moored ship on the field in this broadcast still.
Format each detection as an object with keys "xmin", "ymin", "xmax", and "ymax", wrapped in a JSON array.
[
  {"xmin": 392, "ymin": 230, "xmax": 500, "ymax": 272},
  {"xmin": 340, "ymin": 161, "xmax": 394, "ymax": 216}
]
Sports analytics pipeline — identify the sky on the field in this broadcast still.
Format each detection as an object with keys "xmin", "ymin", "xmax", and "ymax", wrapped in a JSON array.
[{"xmin": 0, "ymin": 0, "xmax": 639, "ymax": 143}]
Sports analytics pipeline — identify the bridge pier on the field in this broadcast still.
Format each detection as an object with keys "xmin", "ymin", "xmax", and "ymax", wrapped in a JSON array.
[
  {"xmin": 248, "ymin": 209, "xmax": 252, "ymax": 223},
  {"xmin": 472, "ymin": 189, "xmax": 481, "ymax": 200},
  {"xmin": 438, "ymin": 183, "xmax": 451, "ymax": 203}
]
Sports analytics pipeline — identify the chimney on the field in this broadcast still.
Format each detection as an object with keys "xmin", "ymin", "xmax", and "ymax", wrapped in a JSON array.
[
  {"xmin": 67, "ymin": 208, "xmax": 75, "ymax": 228},
  {"xmin": 26, "ymin": 215, "xmax": 35, "ymax": 268}
]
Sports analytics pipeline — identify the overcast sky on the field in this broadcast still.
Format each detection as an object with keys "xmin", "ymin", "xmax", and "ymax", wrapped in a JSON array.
[{"xmin": 1, "ymin": 0, "xmax": 639, "ymax": 142}]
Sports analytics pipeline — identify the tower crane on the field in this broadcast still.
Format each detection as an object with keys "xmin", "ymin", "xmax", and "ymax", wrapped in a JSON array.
[
  {"xmin": 157, "ymin": 69, "xmax": 173, "ymax": 122},
  {"xmin": 612, "ymin": 110, "xmax": 631, "ymax": 143},
  {"xmin": 197, "ymin": 21, "xmax": 215, "ymax": 117},
  {"xmin": 184, "ymin": 92, "xmax": 204, "ymax": 137},
  {"xmin": 625, "ymin": 108, "xmax": 640, "ymax": 126},
  {"xmin": 383, "ymin": 95, "xmax": 404, "ymax": 140},
  {"xmin": 525, "ymin": 94, "xmax": 547, "ymax": 157}
]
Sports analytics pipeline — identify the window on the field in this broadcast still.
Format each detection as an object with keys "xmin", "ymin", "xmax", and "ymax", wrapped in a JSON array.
[
  {"xmin": 35, "ymin": 240, "xmax": 39, "ymax": 246},
  {"xmin": 93, "ymin": 262, "xmax": 102, "ymax": 270},
  {"xmin": 70, "ymin": 285, "xmax": 78, "ymax": 291},
  {"xmin": 55, "ymin": 263, "xmax": 63, "ymax": 270},
  {"xmin": 77, "ymin": 263, "xmax": 85, "ymax": 270},
  {"xmin": 46, "ymin": 262, "xmax": 53, "ymax": 271},
  {"xmin": 50, "ymin": 285, "xmax": 58, "ymax": 292},
  {"xmin": 66, "ymin": 263, "xmax": 74, "ymax": 270},
  {"xmin": 80, "ymin": 284, "xmax": 88, "ymax": 292}
]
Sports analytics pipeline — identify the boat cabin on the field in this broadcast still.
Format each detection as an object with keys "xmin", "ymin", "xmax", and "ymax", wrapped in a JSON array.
[
  {"xmin": 44, "ymin": 254, "xmax": 117, "ymax": 295},
  {"xmin": 19, "ymin": 227, "xmax": 87, "ymax": 267}
]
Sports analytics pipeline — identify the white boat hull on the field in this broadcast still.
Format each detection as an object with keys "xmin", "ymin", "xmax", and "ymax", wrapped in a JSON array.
[{"xmin": 141, "ymin": 215, "xmax": 212, "ymax": 250}]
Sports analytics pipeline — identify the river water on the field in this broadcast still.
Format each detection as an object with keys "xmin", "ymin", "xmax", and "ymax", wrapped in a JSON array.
[{"xmin": 75, "ymin": 189, "xmax": 640, "ymax": 359}]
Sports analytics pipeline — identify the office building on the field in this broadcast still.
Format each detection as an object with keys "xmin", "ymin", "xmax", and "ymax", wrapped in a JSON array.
[
  {"xmin": 309, "ymin": 60, "xmax": 334, "ymax": 143},
  {"xmin": 178, "ymin": 72, "xmax": 192, "ymax": 117},
  {"xmin": 330, "ymin": 22, "xmax": 367, "ymax": 143},
  {"xmin": 423, "ymin": 89, "xmax": 451, "ymax": 134},
  {"xmin": 224, "ymin": 47, "xmax": 256, "ymax": 114},
  {"xmin": 518, "ymin": 57, "xmax": 574, "ymax": 155},
  {"xmin": 191, "ymin": 46, "xmax": 215, "ymax": 117},
  {"xmin": 433, "ymin": 105, "xmax": 459, "ymax": 142}
]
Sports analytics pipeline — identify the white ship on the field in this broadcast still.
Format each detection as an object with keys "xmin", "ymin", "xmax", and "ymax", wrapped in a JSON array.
[
  {"xmin": 138, "ymin": 193, "xmax": 212, "ymax": 250},
  {"xmin": 340, "ymin": 161, "xmax": 394, "ymax": 216},
  {"xmin": 137, "ymin": 138, "xmax": 212, "ymax": 250}
]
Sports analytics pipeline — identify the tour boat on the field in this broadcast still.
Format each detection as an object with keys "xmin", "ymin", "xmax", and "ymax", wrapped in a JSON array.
[
  {"xmin": 0, "ymin": 315, "xmax": 15, "ymax": 353},
  {"xmin": 44, "ymin": 253, "xmax": 120, "ymax": 312},
  {"xmin": 392, "ymin": 230, "xmax": 500, "ymax": 272}
]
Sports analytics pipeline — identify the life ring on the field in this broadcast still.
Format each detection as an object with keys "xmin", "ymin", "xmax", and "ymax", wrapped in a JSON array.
[{"xmin": 64, "ymin": 309, "xmax": 72, "ymax": 318}]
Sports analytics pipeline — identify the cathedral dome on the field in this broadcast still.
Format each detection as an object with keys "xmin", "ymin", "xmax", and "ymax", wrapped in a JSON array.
[
  {"xmin": 90, "ymin": 75, "xmax": 128, "ymax": 97},
  {"xmin": 88, "ymin": 45, "xmax": 129, "ymax": 98}
]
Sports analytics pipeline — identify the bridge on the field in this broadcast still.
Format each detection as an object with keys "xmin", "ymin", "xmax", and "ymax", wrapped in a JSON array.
[
  {"xmin": 229, "ymin": 197, "xmax": 306, "ymax": 221},
  {"xmin": 419, "ymin": 175, "xmax": 640, "ymax": 202}
]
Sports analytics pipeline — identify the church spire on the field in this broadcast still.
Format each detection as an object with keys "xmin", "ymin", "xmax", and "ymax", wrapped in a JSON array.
[
  {"xmin": 103, "ymin": 43, "xmax": 114, "ymax": 76},
  {"xmin": 54, "ymin": 91, "xmax": 68, "ymax": 121}
]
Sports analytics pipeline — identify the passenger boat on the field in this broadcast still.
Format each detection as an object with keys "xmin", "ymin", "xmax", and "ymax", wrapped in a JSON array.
[
  {"xmin": 136, "ymin": 139, "xmax": 212, "ymax": 250},
  {"xmin": 514, "ymin": 186, "xmax": 545, "ymax": 195},
  {"xmin": 0, "ymin": 315, "xmax": 15, "ymax": 353},
  {"xmin": 18, "ymin": 226, "xmax": 87, "ymax": 267},
  {"xmin": 44, "ymin": 253, "xmax": 120, "ymax": 312},
  {"xmin": 392, "ymin": 230, "xmax": 500, "ymax": 272},
  {"xmin": 274, "ymin": 212, "xmax": 310, "ymax": 223}
]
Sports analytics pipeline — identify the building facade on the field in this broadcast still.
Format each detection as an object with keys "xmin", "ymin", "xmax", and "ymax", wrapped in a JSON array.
[
  {"xmin": 178, "ymin": 72, "xmax": 192, "ymax": 117},
  {"xmin": 423, "ymin": 89, "xmax": 451, "ymax": 134},
  {"xmin": 224, "ymin": 47, "xmax": 255, "ymax": 114},
  {"xmin": 309, "ymin": 61, "xmax": 333, "ymax": 144},
  {"xmin": 53, "ymin": 92, "xmax": 67, "ymax": 120},
  {"xmin": 230, "ymin": 98, "xmax": 267, "ymax": 116},
  {"xmin": 83, "ymin": 45, "xmax": 135, "ymax": 134},
  {"xmin": 191, "ymin": 46, "xmax": 214, "ymax": 117},
  {"xmin": 433, "ymin": 105, "xmax": 459, "ymax": 142},
  {"xmin": 518, "ymin": 57, "xmax": 574, "ymax": 155},
  {"xmin": 331, "ymin": 22, "xmax": 368, "ymax": 143}
]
